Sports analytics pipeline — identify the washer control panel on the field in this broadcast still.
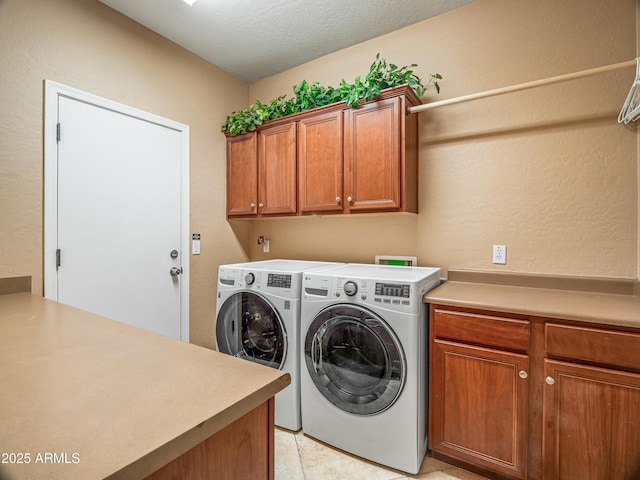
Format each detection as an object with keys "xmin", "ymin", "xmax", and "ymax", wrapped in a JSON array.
[
  {"xmin": 218, "ymin": 267, "xmax": 301, "ymax": 299},
  {"xmin": 302, "ymin": 266, "xmax": 441, "ymax": 316},
  {"xmin": 373, "ymin": 281, "xmax": 412, "ymax": 308},
  {"xmin": 375, "ymin": 282, "xmax": 410, "ymax": 298},
  {"xmin": 333, "ymin": 278, "xmax": 415, "ymax": 312},
  {"xmin": 267, "ymin": 273, "xmax": 292, "ymax": 289}
]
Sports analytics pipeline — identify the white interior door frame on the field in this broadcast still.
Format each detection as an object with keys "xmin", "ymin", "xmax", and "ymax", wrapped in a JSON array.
[{"xmin": 43, "ymin": 80, "xmax": 190, "ymax": 341}]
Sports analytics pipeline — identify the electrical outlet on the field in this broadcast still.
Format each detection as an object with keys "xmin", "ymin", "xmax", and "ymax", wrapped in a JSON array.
[{"xmin": 493, "ymin": 245, "xmax": 506, "ymax": 264}]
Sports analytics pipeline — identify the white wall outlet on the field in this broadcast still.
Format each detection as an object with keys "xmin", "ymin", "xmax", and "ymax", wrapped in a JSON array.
[{"xmin": 493, "ymin": 245, "xmax": 506, "ymax": 264}]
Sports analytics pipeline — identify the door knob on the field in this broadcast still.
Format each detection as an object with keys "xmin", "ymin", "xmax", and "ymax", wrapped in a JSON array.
[{"xmin": 170, "ymin": 267, "xmax": 183, "ymax": 277}]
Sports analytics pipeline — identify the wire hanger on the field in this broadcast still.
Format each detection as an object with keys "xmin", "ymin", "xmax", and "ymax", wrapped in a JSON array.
[{"xmin": 618, "ymin": 58, "xmax": 640, "ymax": 124}]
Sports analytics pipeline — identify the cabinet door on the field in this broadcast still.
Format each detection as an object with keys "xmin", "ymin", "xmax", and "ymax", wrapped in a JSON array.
[
  {"xmin": 298, "ymin": 110, "xmax": 343, "ymax": 213},
  {"xmin": 258, "ymin": 123, "xmax": 297, "ymax": 215},
  {"xmin": 430, "ymin": 339, "xmax": 529, "ymax": 479},
  {"xmin": 343, "ymin": 96, "xmax": 401, "ymax": 213},
  {"xmin": 226, "ymin": 133, "xmax": 258, "ymax": 217},
  {"xmin": 542, "ymin": 359, "xmax": 640, "ymax": 480}
]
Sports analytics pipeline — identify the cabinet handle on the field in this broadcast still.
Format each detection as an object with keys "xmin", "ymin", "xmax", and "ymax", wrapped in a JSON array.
[
  {"xmin": 259, "ymin": 203, "xmax": 264, "ymax": 208},
  {"xmin": 250, "ymin": 203, "xmax": 256, "ymax": 208},
  {"xmin": 336, "ymin": 196, "xmax": 341, "ymax": 204},
  {"xmin": 545, "ymin": 376, "xmax": 555, "ymax": 385},
  {"xmin": 347, "ymin": 196, "xmax": 353, "ymax": 204},
  {"xmin": 518, "ymin": 370, "xmax": 528, "ymax": 379}
]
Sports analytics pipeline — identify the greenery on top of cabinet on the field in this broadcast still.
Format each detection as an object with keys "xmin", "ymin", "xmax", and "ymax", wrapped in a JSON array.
[{"xmin": 221, "ymin": 54, "xmax": 442, "ymax": 136}]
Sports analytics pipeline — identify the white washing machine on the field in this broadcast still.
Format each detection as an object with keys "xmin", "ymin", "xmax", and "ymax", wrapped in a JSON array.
[
  {"xmin": 215, "ymin": 259, "xmax": 341, "ymax": 431},
  {"xmin": 300, "ymin": 263, "xmax": 441, "ymax": 474}
]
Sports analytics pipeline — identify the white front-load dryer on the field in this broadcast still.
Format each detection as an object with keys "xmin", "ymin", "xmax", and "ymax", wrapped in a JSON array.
[
  {"xmin": 300, "ymin": 263, "xmax": 441, "ymax": 474},
  {"xmin": 215, "ymin": 259, "xmax": 340, "ymax": 431}
]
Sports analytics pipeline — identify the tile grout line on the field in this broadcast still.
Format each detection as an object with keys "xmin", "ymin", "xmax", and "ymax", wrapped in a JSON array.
[{"xmin": 292, "ymin": 430, "xmax": 308, "ymax": 480}]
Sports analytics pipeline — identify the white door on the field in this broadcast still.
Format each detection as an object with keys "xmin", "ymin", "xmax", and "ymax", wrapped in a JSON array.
[{"xmin": 44, "ymin": 81, "xmax": 189, "ymax": 341}]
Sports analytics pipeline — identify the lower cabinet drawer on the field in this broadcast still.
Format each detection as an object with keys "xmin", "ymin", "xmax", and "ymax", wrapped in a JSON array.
[
  {"xmin": 545, "ymin": 323, "xmax": 640, "ymax": 370},
  {"xmin": 433, "ymin": 308, "xmax": 530, "ymax": 352}
]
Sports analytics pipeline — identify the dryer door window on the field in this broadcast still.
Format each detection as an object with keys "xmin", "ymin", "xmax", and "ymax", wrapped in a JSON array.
[
  {"xmin": 217, "ymin": 292, "xmax": 287, "ymax": 369},
  {"xmin": 304, "ymin": 304, "xmax": 405, "ymax": 415}
]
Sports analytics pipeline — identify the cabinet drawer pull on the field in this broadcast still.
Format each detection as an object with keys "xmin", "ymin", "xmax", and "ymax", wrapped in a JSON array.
[
  {"xmin": 250, "ymin": 202, "xmax": 256, "ymax": 208},
  {"xmin": 336, "ymin": 196, "xmax": 341, "ymax": 204},
  {"xmin": 347, "ymin": 196, "xmax": 353, "ymax": 204},
  {"xmin": 518, "ymin": 370, "xmax": 528, "ymax": 379},
  {"xmin": 545, "ymin": 376, "xmax": 555, "ymax": 385},
  {"xmin": 259, "ymin": 202, "xmax": 264, "ymax": 208}
]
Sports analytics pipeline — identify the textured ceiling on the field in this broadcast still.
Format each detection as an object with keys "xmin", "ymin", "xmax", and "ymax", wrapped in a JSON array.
[{"xmin": 98, "ymin": 0, "xmax": 475, "ymax": 83}]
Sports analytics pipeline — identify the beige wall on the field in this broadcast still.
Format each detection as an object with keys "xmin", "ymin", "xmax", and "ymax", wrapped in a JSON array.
[
  {"xmin": 1, "ymin": 0, "xmax": 638, "ymax": 353},
  {"xmin": 249, "ymin": 0, "xmax": 639, "ymax": 280},
  {"xmin": 0, "ymin": 0, "xmax": 251, "ymax": 348}
]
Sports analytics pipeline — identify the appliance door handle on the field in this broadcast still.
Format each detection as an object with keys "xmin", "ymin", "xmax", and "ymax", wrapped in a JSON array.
[{"xmin": 311, "ymin": 330, "xmax": 323, "ymax": 373}]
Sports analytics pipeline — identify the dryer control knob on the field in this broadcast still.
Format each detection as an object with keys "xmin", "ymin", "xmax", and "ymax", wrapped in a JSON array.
[
  {"xmin": 245, "ymin": 272, "xmax": 255, "ymax": 285},
  {"xmin": 344, "ymin": 281, "xmax": 358, "ymax": 296}
]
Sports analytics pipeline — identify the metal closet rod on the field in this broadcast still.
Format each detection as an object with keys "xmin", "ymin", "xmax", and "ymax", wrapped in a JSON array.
[{"xmin": 408, "ymin": 59, "xmax": 636, "ymax": 114}]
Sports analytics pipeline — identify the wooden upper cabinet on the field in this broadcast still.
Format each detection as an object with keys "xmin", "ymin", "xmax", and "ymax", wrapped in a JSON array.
[
  {"xmin": 343, "ymin": 87, "xmax": 420, "ymax": 214},
  {"xmin": 298, "ymin": 109, "xmax": 344, "ymax": 214},
  {"xmin": 344, "ymin": 96, "xmax": 400, "ymax": 212},
  {"xmin": 258, "ymin": 122, "xmax": 297, "ymax": 216},
  {"xmin": 224, "ymin": 86, "xmax": 420, "ymax": 218},
  {"xmin": 226, "ymin": 133, "xmax": 258, "ymax": 217}
]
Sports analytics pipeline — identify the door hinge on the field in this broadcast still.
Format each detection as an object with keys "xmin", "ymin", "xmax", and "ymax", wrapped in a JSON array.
[
  {"xmin": 56, "ymin": 123, "xmax": 61, "ymax": 143},
  {"xmin": 56, "ymin": 248, "xmax": 61, "ymax": 269}
]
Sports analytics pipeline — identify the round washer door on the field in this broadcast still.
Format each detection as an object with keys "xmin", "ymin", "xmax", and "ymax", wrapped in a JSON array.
[
  {"xmin": 304, "ymin": 304, "xmax": 405, "ymax": 415},
  {"xmin": 217, "ymin": 291, "xmax": 287, "ymax": 369}
]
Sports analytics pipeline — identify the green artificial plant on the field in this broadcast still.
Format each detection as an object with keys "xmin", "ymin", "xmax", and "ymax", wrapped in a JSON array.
[{"xmin": 221, "ymin": 54, "xmax": 442, "ymax": 136}]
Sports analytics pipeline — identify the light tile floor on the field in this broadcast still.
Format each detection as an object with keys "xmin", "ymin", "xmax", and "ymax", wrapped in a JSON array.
[{"xmin": 275, "ymin": 428, "xmax": 490, "ymax": 480}]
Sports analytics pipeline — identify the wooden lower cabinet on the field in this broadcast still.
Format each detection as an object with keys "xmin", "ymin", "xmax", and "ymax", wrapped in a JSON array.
[
  {"xmin": 145, "ymin": 399, "xmax": 275, "ymax": 480},
  {"xmin": 430, "ymin": 339, "xmax": 529, "ymax": 479},
  {"xmin": 430, "ymin": 304, "xmax": 640, "ymax": 480},
  {"xmin": 542, "ymin": 360, "xmax": 640, "ymax": 480}
]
